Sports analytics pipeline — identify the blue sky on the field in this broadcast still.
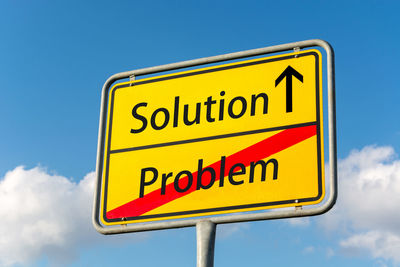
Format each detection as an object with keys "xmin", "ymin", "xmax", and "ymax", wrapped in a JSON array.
[{"xmin": 1, "ymin": 1, "xmax": 400, "ymax": 266}]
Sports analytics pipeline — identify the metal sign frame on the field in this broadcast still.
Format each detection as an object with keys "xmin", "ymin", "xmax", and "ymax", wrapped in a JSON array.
[{"xmin": 92, "ymin": 39, "xmax": 336, "ymax": 235}]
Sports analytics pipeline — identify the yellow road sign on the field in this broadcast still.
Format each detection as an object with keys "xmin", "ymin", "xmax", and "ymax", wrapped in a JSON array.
[{"xmin": 99, "ymin": 49, "xmax": 324, "ymax": 225}]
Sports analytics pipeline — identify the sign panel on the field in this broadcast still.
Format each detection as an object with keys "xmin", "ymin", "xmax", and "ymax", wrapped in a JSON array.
[{"xmin": 99, "ymin": 49, "xmax": 324, "ymax": 226}]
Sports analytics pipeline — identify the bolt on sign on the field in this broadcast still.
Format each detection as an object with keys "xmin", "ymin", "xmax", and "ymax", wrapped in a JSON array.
[{"xmin": 93, "ymin": 40, "xmax": 337, "ymax": 232}]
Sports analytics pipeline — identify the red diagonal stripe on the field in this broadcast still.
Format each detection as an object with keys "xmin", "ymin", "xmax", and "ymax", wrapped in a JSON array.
[{"xmin": 107, "ymin": 124, "xmax": 317, "ymax": 219}]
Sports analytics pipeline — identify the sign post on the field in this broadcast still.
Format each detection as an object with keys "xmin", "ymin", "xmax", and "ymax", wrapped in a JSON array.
[
  {"xmin": 93, "ymin": 39, "xmax": 336, "ymax": 266},
  {"xmin": 197, "ymin": 220, "xmax": 216, "ymax": 267}
]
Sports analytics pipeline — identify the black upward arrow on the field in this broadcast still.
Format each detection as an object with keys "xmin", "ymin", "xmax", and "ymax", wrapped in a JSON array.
[{"xmin": 275, "ymin": 65, "xmax": 303, "ymax": 113}]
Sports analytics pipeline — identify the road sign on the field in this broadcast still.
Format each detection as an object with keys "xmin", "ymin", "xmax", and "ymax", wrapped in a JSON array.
[{"xmin": 97, "ymin": 48, "xmax": 325, "ymax": 226}]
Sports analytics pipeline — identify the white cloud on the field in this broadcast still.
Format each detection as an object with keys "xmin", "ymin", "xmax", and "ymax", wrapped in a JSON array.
[
  {"xmin": 287, "ymin": 217, "xmax": 310, "ymax": 227},
  {"xmin": 340, "ymin": 231, "xmax": 400, "ymax": 262},
  {"xmin": 318, "ymin": 145, "xmax": 400, "ymax": 264},
  {"xmin": 0, "ymin": 166, "xmax": 146, "ymax": 266},
  {"xmin": 326, "ymin": 247, "xmax": 335, "ymax": 258},
  {"xmin": 302, "ymin": 246, "xmax": 315, "ymax": 254},
  {"xmin": 217, "ymin": 223, "xmax": 249, "ymax": 239}
]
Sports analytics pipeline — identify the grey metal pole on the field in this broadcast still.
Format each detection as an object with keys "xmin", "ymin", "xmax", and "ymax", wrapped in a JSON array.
[{"xmin": 196, "ymin": 220, "xmax": 216, "ymax": 267}]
